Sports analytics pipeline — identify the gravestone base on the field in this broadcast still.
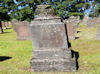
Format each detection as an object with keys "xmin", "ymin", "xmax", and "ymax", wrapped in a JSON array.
[
  {"xmin": 30, "ymin": 48, "xmax": 77, "ymax": 72},
  {"xmin": 31, "ymin": 58, "xmax": 76, "ymax": 72}
]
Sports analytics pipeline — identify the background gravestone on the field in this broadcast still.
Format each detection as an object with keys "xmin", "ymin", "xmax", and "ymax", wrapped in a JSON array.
[
  {"xmin": 64, "ymin": 16, "xmax": 80, "ymax": 40},
  {"xmin": 87, "ymin": 18, "xmax": 97, "ymax": 28},
  {"xmin": 96, "ymin": 16, "xmax": 100, "ymax": 25},
  {"xmin": 81, "ymin": 16, "xmax": 89, "ymax": 25},
  {"xmin": 64, "ymin": 19, "xmax": 75, "ymax": 40},
  {"xmin": 30, "ymin": 5, "xmax": 77, "ymax": 72},
  {"xmin": 96, "ymin": 16, "xmax": 100, "ymax": 40},
  {"xmin": 12, "ymin": 19, "xmax": 30, "ymax": 40},
  {"xmin": 96, "ymin": 24, "xmax": 100, "ymax": 40},
  {"xmin": 1, "ymin": 21, "xmax": 6, "ymax": 29}
]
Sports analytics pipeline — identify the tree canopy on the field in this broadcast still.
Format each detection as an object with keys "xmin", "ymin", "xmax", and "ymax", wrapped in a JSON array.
[
  {"xmin": 89, "ymin": 0, "xmax": 100, "ymax": 17},
  {"xmin": 0, "ymin": 0, "xmax": 99, "ymax": 21}
]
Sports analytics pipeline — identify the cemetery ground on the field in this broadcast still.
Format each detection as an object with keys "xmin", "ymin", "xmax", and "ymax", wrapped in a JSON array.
[{"xmin": 0, "ymin": 25, "xmax": 100, "ymax": 74}]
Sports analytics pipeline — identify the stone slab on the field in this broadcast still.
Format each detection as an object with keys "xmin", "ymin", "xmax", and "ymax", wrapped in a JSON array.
[
  {"xmin": 30, "ymin": 19, "xmax": 68, "ymax": 48},
  {"xmin": 30, "ymin": 58, "xmax": 76, "ymax": 72},
  {"xmin": 33, "ymin": 48, "xmax": 71, "ymax": 59}
]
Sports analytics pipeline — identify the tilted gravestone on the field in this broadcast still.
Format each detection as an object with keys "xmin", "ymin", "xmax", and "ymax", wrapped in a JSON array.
[
  {"xmin": 30, "ymin": 5, "xmax": 77, "ymax": 72},
  {"xmin": 12, "ymin": 19, "xmax": 30, "ymax": 40}
]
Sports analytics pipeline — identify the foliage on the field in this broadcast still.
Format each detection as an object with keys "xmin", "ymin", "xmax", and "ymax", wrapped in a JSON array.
[
  {"xmin": 89, "ymin": 0, "xmax": 100, "ymax": 18},
  {"xmin": 0, "ymin": 0, "xmax": 13, "ymax": 21},
  {"xmin": 0, "ymin": 0, "xmax": 92, "ymax": 21}
]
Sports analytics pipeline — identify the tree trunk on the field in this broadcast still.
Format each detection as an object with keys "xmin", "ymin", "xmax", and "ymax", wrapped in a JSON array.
[{"xmin": 0, "ymin": 21, "xmax": 3, "ymax": 33}]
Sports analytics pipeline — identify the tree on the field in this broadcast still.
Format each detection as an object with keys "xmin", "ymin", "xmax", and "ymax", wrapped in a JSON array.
[
  {"xmin": 12, "ymin": 0, "xmax": 91, "ymax": 20},
  {"xmin": 89, "ymin": 0, "xmax": 100, "ymax": 17},
  {"xmin": 0, "ymin": 20, "xmax": 3, "ymax": 33},
  {"xmin": 0, "ymin": 0, "xmax": 13, "ymax": 33},
  {"xmin": 0, "ymin": 0, "xmax": 92, "ymax": 22}
]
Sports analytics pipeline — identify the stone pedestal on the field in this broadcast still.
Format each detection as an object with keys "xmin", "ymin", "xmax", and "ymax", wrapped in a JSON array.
[
  {"xmin": 12, "ymin": 19, "xmax": 30, "ymax": 40},
  {"xmin": 30, "ymin": 5, "xmax": 77, "ymax": 72}
]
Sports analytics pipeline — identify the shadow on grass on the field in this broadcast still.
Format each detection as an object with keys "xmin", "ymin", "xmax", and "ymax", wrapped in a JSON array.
[
  {"xmin": 0, "ymin": 56, "xmax": 12, "ymax": 62},
  {"xmin": 67, "ymin": 39, "xmax": 79, "ymax": 70},
  {"xmin": 2, "ymin": 32, "xmax": 12, "ymax": 34},
  {"xmin": 75, "ymin": 37, "xmax": 79, "ymax": 40},
  {"xmin": 77, "ymin": 31, "xmax": 81, "ymax": 33}
]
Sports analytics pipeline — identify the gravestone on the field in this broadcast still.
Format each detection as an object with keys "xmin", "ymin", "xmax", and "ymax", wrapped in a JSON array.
[
  {"xmin": 87, "ymin": 18, "xmax": 97, "ymax": 28},
  {"xmin": 64, "ymin": 19, "xmax": 75, "ymax": 40},
  {"xmin": 81, "ymin": 16, "xmax": 89, "ymax": 25},
  {"xmin": 12, "ymin": 19, "xmax": 30, "ymax": 40},
  {"xmin": 96, "ymin": 16, "xmax": 100, "ymax": 25},
  {"xmin": 64, "ymin": 16, "xmax": 80, "ymax": 40},
  {"xmin": 96, "ymin": 24, "xmax": 100, "ymax": 40},
  {"xmin": 30, "ymin": 5, "xmax": 77, "ymax": 72},
  {"xmin": 2, "ymin": 21, "xmax": 6, "ymax": 28},
  {"xmin": 96, "ymin": 16, "xmax": 100, "ymax": 40}
]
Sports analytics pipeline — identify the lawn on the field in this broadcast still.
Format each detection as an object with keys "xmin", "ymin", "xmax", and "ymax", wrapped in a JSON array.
[{"xmin": 0, "ymin": 26, "xmax": 100, "ymax": 74}]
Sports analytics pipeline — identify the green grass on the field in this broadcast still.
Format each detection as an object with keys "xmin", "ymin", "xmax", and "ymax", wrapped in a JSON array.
[{"xmin": 0, "ymin": 26, "xmax": 100, "ymax": 74}]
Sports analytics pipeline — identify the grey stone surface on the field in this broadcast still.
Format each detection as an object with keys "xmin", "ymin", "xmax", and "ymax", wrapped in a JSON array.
[
  {"xmin": 33, "ymin": 48, "xmax": 72, "ymax": 59},
  {"xmin": 30, "ymin": 58, "xmax": 76, "ymax": 72},
  {"xmin": 30, "ymin": 5, "xmax": 77, "ymax": 72}
]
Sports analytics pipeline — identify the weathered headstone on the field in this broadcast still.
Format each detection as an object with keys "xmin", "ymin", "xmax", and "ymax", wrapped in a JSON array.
[
  {"xmin": 87, "ymin": 18, "xmax": 97, "ymax": 28},
  {"xmin": 96, "ymin": 16, "xmax": 100, "ymax": 25},
  {"xmin": 64, "ymin": 19, "xmax": 75, "ymax": 40},
  {"xmin": 30, "ymin": 5, "xmax": 77, "ymax": 72},
  {"xmin": 64, "ymin": 16, "xmax": 80, "ymax": 40},
  {"xmin": 12, "ymin": 19, "xmax": 30, "ymax": 40},
  {"xmin": 81, "ymin": 15, "xmax": 89, "ymax": 25},
  {"xmin": 96, "ymin": 16, "xmax": 100, "ymax": 40}
]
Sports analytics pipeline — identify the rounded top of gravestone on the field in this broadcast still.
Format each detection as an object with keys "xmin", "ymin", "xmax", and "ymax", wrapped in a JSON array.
[{"xmin": 36, "ymin": 5, "xmax": 56, "ymax": 17}]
